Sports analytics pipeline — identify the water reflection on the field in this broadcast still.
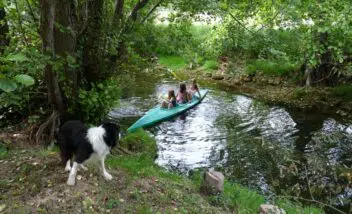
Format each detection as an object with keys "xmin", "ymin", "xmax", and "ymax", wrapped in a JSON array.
[{"xmin": 110, "ymin": 81, "xmax": 352, "ymax": 211}]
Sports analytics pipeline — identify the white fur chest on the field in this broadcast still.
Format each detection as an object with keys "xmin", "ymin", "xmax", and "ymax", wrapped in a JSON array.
[{"xmin": 87, "ymin": 126, "xmax": 111, "ymax": 157}]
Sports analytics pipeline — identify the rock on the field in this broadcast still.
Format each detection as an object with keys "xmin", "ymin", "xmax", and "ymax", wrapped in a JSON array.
[
  {"xmin": 200, "ymin": 169, "xmax": 224, "ymax": 195},
  {"xmin": 259, "ymin": 204, "xmax": 286, "ymax": 214},
  {"xmin": 212, "ymin": 75, "xmax": 224, "ymax": 80}
]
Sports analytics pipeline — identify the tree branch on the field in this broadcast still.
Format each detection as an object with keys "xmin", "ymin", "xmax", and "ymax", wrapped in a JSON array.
[
  {"xmin": 128, "ymin": 0, "xmax": 150, "ymax": 22},
  {"xmin": 140, "ymin": 0, "xmax": 164, "ymax": 24},
  {"xmin": 14, "ymin": 0, "xmax": 28, "ymax": 46},
  {"xmin": 227, "ymin": 11, "xmax": 254, "ymax": 34},
  {"xmin": 25, "ymin": 0, "xmax": 37, "ymax": 22}
]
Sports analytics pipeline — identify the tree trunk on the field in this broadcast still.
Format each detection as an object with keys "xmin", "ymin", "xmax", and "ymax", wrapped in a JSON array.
[
  {"xmin": 0, "ymin": 7, "xmax": 9, "ymax": 53},
  {"xmin": 83, "ymin": 0, "xmax": 104, "ymax": 83},
  {"xmin": 113, "ymin": 0, "xmax": 124, "ymax": 27},
  {"xmin": 54, "ymin": 0, "xmax": 78, "ymax": 98},
  {"xmin": 115, "ymin": 0, "xmax": 149, "ymax": 61},
  {"xmin": 129, "ymin": 0, "xmax": 149, "ymax": 21},
  {"xmin": 310, "ymin": 33, "xmax": 338, "ymax": 86},
  {"xmin": 40, "ymin": 0, "xmax": 66, "ymax": 114}
]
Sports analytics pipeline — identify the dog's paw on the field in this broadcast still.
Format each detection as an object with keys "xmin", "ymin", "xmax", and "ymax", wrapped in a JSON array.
[
  {"xmin": 104, "ymin": 173, "xmax": 113, "ymax": 181},
  {"xmin": 64, "ymin": 166, "xmax": 72, "ymax": 172},
  {"xmin": 67, "ymin": 178, "xmax": 75, "ymax": 186}
]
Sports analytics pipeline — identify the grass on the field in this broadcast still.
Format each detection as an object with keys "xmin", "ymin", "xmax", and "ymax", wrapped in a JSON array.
[
  {"xmin": 158, "ymin": 55, "xmax": 187, "ymax": 71},
  {"xmin": 246, "ymin": 59, "xmax": 298, "ymax": 77},
  {"xmin": 202, "ymin": 60, "xmax": 219, "ymax": 72},
  {"xmin": 0, "ymin": 130, "xmax": 324, "ymax": 213},
  {"xmin": 190, "ymin": 171, "xmax": 323, "ymax": 213},
  {"xmin": 329, "ymin": 84, "xmax": 352, "ymax": 101},
  {"xmin": 0, "ymin": 143, "xmax": 8, "ymax": 158},
  {"xmin": 292, "ymin": 87, "xmax": 308, "ymax": 99}
]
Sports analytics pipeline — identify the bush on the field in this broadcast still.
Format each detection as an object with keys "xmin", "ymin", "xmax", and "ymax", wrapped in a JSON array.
[
  {"xmin": 202, "ymin": 60, "xmax": 218, "ymax": 71},
  {"xmin": 71, "ymin": 78, "xmax": 120, "ymax": 124},
  {"xmin": 158, "ymin": 55, "xmax": 187, "ymax": 70},
  {"xmin": 329, "ymin": 85, "xmax": 352, "ymax": 101},
  {"xmin": 292, "ymin": 88, "xmax": 308, "ymax": 99},
  {"xmin": 119, "ymin": 129, "xmax": 157, "ymax": 159},
  {"xmin": 245, "ymin": 60, "xmax": 298, "ymax": 77}
]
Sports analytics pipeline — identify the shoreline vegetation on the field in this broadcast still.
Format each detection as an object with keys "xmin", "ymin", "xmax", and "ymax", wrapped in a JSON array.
[
  {"xmin": 158, "ymin": 55, "xmax": 352, "ymax": 120},
  {"xmin": 0, "ymin": 130, "xmax": 324, "ymax": 213}
]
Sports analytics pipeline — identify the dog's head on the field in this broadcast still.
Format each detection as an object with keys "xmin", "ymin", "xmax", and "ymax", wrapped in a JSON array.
[{"xmin": 101, "ymin": 122, "xmax": 120, "ymax": 149}]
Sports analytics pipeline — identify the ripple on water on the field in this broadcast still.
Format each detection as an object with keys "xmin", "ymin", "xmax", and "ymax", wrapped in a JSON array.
[{"xmin": 110, "ymin": 81, "xmax": 352, "ymax": 209}]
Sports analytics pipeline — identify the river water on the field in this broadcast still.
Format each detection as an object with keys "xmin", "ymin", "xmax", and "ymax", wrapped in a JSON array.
[{"xmin": 110, "ymin": 78, "xmax": 352, "ymax": 212}]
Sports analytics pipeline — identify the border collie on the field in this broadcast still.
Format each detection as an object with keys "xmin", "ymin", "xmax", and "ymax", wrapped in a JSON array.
[{"xmin": 57, "ymin": 120, "xmax": 120, "ymax": 186}]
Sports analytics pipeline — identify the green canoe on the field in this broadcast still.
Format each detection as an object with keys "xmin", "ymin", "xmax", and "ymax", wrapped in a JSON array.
[{"xmin": 127, "ymin": 89, "xmax": 209, "ymax": 133}]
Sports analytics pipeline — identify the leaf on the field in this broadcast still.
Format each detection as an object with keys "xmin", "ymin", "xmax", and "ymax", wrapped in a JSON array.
[
  {"xmin": 0, "ymin": 79, "xmax": 18, "ymax": 92},
  {"xmin": 14, "ymin": 74, "xmax": 35, "ymax": 86},
  {"xmin": 6, "ymin": 54, "xmax": 28, "ymax": 62}
]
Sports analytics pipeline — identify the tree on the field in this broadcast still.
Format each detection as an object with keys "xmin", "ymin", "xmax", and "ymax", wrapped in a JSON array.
[
  {"xmin": 82, "ymin": 0, "xmax": 104, "ymax": 83},
  {"xmin": 0, "ymin": 5, "xmax": 9, "ymax": 53}
]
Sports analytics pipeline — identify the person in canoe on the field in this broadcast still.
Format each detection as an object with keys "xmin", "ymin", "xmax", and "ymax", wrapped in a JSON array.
[
  {"xmin": 189, "ymin": 78, "xmax": 201, "ymax": 99},
  {"xmin": 161, "ymin": 89, "xmax": 177, "ymax": 109},
  {"xmin": 176, "ymin": 82, "xmax": 192, "ymax": 104}
]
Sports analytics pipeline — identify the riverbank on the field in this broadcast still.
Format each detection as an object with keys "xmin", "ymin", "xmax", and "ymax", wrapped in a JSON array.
[
  {"xmin": 0, "ymin": 130, "xmax": 323, "ymax": 213},
  {"xmin": 170, "ymin": 66, "xmax": 352, "ymax": 120}
]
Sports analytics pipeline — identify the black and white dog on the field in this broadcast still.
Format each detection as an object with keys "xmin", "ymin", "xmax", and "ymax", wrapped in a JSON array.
[{"xmin": 57, "ymin": 120, "xmax": 120, "ymax": 186}]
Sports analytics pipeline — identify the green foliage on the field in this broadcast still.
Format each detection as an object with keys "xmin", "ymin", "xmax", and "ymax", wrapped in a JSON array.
[
  {"xmin": 329, "ymin": 85, "xmax": 352, "ymax": 101},
  {"xmin": 190, "ymin": 171, "xmax": 323, "ymax": 213},
  {"xmin": 73, "ymin": 78, "xmax": 120, "ymax": 124},
  {"xmin": 202, "ymin": 60, "xmax": 218, "ymax": 71},
  {"xmin": 119, "ymin": 129, "xmax": 157, "ymax": 159},
  {"xmin": 246, "ymin": 60, "xmax": 298, "ymax": 77},
  {"xmin": 292, "ymin": 88, "xmax": 308, "ymax": 99},
  {"xmin": 0, "ymin": 143, "xmax": 9, "ymax": 159},
  {"xmin": 158, "ymin": 55, "xmax": 187, "ymax": 70}
]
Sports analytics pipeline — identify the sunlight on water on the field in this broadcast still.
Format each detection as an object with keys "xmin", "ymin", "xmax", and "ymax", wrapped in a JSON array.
[{"xmin": 110, "ymin": 81, "xmax": 352, "ymax": 208}]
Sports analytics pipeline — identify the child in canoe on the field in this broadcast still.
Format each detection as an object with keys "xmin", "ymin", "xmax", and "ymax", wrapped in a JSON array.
[
  {"xmin": 189, "ymin": 79, "xmax": 201, "ymax": 99},
  {"xmin": 161, "ymin": 89, "xmax": 177, "ymax": 109},
  {"xmin": 176, "ymin": 82, "xmax": 192, "ymax": 104}
]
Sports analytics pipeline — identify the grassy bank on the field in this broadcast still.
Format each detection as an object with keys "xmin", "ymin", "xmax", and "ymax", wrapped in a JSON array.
[
  {"xmin": 158, "ymin": 55, "xmax": 351, "ymax": 118},
  {"xmin": 0, "ymin": 130, "xmax": 323, "ymax": 213}
]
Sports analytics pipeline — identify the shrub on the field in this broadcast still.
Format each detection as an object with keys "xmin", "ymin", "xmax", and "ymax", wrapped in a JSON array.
[
  {"xmin": 158, "ymin": 55, "xmax": 187, "ymax": 70},
  {"xmin": 329, "ymin": 85, "xmax": 352, "ymax": 101},
  {"xmin": 203, "ymin": 60, "xmax": 218, "ymax": 71},
  {"xmin": 71, "ymin": 78, "xmax": 120, "ymax": 124},
  {"xmin": 246, "ymin": 60, "xmax": 298, "ymax": 77},
  {"xmin": 119, "ymin": 129, "xmax": 157, "ymax": 159}
]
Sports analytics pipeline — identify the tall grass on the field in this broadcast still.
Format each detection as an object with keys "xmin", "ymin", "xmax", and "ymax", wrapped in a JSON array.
[
  {"xmin": 329, "ymin": 84, "xmax": 352, "ymax": 101},
  {"xmin": 202, "ymin": 60, "xmax": 218, "ymax": 72},
  {"xmin": 158, "ymin": 55, "xmax": 187, "ymax": 70},
  {"xmin": 246, "ymin": 59, "xmax": 298, "ymax": 76}
]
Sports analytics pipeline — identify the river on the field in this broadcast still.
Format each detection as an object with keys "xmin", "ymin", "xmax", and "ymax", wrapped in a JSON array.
[{"xmin": 110, "ymin": 76, "xmax": 352, "ymax": 212}]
